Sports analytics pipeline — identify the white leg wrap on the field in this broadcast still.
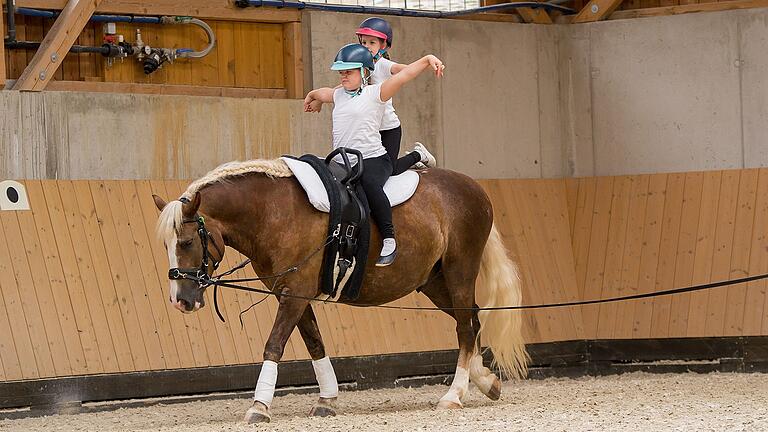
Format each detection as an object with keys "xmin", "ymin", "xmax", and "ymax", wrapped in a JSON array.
[
  {"xmin": 312, "ymin": 356, "xmax": 339, "ymax": 399},
  {"xmin": 253, "ymin": 360, "xmax": 278, "ymax": 408},
  {"xmin": 440, "ymin": 366, "xmax": 470, "ymax": 404}
]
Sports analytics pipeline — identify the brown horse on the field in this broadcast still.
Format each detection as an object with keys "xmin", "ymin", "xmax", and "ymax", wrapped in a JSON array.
[{"xmin": 153, "ymin": 158, "xmax": 528, "ymax": 423}]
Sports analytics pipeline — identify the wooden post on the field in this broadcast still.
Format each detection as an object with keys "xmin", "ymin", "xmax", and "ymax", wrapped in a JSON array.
[
  {"xmin": 282, "ymin": 21, "xmax": 303, "ymax": 99},
  {"xmin": 12, "ymin": 0, "xmax": 102, "ymax": 91},
  {"xmin": 572, "ymin": 0, "xmax": 625, "ymax": 22}
]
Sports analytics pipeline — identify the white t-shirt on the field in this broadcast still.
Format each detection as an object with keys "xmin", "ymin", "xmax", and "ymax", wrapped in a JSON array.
[
  {"xmin": 332, "ymin": 84, "xmax": 388, "ymax": 165},
  {"xmin": 370, "ymin": 57, "xmax": 401, "ymax": 131}
]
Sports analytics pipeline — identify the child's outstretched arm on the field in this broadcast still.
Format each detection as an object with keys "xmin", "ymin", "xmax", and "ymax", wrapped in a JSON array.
[
  {"xmin": 380, "ymin": 55, "xmax": 444, "ymax": 102},
  {"xmin": 304, "ymin": 87, "xmax": 335, "ymax": 112}
]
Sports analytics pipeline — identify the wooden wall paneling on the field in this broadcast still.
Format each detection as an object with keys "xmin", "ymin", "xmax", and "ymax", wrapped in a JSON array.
[
  {"xmin": 543, "ymin": 180, "xmax": 586, "ymax": 339},
  {"xmin": 25, "ymin": 181, "xmax": 90, "ymax": 374},
  {"xmin": 43, "ymin": 180, "xmax": 105, "ymax": 374},
  {"xmin": 189, "ymin": 21, "xmax": 220, "ymax": 87},
  {"xmin": 631, "ymin": 174, "xmax": 668, "ymax": 338},
  {"xmin": 1, "ymin": 208, "xmax": 59, "ymax": 378},
  {"xmin": 24, "ymin": 16, "xmax": 43, "ymax": 72},
  {"xmin": 596, "ymin": 177, "xmax": 631, "ymax": 339},
  {"xmin": 481, "ymin": 180, "xmax": 544, "ymax": 343},
  {"xmin": 0, "ymin": 7, "xmax": 5, "ymax": 88},
  {"xmin": 166, "ymin": 181, "xmax": 226, "ymax": 366},
  {"xmin": 613, "ymin": 175, "xmax": 650, "ymax": 338},
  {"xmin": 258, "ymin": 23, "xmax": 284, "ymax": 89},
  {"xmin": 667, "ymin": 172, "xmax": 704, "ymax": 337},
  {"xmin": 282, "ymin": 21, "xmax": 303, "ymax": 98},
  {"xmin": 148, "ymin": 180, "xmax": 208, "ymax": 367},
  {"xmin": 582, "ymin": 177, "xmax": 615, "ymax": 338},
  {"xmin": 119, "ymin": 181, "xmax": 182, "ymax": 369},
  {"xmin": 8, "ymin": 14, "xmax": 26, "ymax": 79},
  {"xmin": 136, "ymin": 180, "xmax": 195, "ymax": 368},
  {"xmin": 685, "ymin": 171, "xmax": 722, "ymax": 337},
  {"xmin": 565, "ymin": 178, "xmax": 579, "ymax": 238},
  {"xmin": 14, "ymin": 182, "xmax": 74, "ymax": 376},
  {"xmin": 572, "ymin": 177, "xmax": 597, "ymax": 299},
  {"xmin": 0, "ymin": 214, "xmax": 26, "ymax": 380},
  {"xmin": 723, "ymin": 169, "xmax": 759, "ymax": 336},
  {"xmin": 58, "ymin": 181, "xmax": 122, "ymax": 373},
  {"xmin": 233, "ymin": 21, "xmax": 262, "ymax": 88},
  {"xmin": 704, "ymin": 171, "xmax": 740, "ymax": 335},
  {"xmin": 104, "ymin": 181, "xmax": 168, "ymax": 370},
  {"xmin": 744, "ymin": 169, "xmax": 768, "ymax": 335},
  {"xmin": 88, "ymin": 181, "xmax": 153, "ymax": 371},
  {"xmin": 649, "ymin": 173, "xmax": 686, "ymax": 338},
  {"xmin": 519, "ymin": 180, "xmax": 580, "ymax": 341},
  {"xmin": 215, "ymin": 21, "xmax": 236, "ymax": 87},
  {"xmin": 314, "ymin": 303, "xmax": 348, "ymax": 357},
  {"xmin": 163, "ymin": 24, "xmax": 194, "ymax": 86},
  {"xmin": 77, "ymin": 22, "xmax": 101, "ymax": 80}
]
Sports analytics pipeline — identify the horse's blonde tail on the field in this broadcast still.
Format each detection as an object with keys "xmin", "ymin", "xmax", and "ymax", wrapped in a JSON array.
[{"xmin": 476, "ymin": 224, "xmax": 529, "ymax": 379}]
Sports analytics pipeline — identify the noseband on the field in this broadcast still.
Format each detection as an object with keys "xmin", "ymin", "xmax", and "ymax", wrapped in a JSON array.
[{"xmin": 167, "ymin": 208, "xmax": 224, "ymax": 289}]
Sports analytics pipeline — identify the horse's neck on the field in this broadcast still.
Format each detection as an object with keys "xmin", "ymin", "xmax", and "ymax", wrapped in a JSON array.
[{"xmin": 203, "ymin": 174, "xmax": 296, "ymax": 272}]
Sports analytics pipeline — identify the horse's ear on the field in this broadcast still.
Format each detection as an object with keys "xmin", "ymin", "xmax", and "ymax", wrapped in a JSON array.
[
  {"xmin": 153, "ymin": 194, "xmax": 167, "ymax": 212},
  {"xmin": 182, "ymin": 192, "xmax": 201, "ymax": 218}
]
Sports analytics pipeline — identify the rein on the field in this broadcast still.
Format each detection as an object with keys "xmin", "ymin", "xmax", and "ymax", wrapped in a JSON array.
[{"xmin": 166, "ymin": 202, "xmax": 768, "ymax": 317}]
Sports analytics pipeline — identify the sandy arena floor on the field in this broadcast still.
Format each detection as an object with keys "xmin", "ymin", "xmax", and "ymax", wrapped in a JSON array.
[{"xmin": 2, "ymin": 372, "xmax": 767, "ymax": 432}]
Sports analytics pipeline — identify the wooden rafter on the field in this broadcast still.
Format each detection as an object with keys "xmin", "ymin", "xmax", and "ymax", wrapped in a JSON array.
[
  {"xmin": 15, "ymin": 0, "xmax": 301, "ymax": 22},
  {"xmin": 572, "ymin": 0, "xmax": 625, "ymax": 22},
  {"xmin": 517, "ymin": 7, "xmax": 553, "ymax": 24},
  {"xmin": 12, "ymin": 0, "xmax": 104, "ymax": 91}
]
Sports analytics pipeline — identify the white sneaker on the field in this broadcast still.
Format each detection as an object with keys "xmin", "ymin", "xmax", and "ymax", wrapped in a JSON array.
[{"xmin": 413, "ymin": 142, "xmax": 437, "ymax": 168}]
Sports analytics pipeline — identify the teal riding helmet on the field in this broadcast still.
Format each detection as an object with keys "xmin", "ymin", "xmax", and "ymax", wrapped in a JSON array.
[{"xmin": 331, "ymin": 44, "xmax": 376, "ymax": 96}]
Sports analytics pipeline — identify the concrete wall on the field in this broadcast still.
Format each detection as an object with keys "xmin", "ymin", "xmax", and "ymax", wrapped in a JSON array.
[
  {"xmin": 568, "ymin": 9, "xmax": 768, "ymax": 176},
  {"xmin": 304, "ymin": 11, "xmax": 565, "ymax": 179},
  {"xmin": 3, "ymin": 8, "xmax": 768, "ymax": 180}
]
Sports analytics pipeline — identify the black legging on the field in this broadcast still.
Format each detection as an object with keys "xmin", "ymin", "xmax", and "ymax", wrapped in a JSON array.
[
  {"xmin": 381, "ymin": 126, "xmax": 421, "ymax": 176},
  {"xmin": 360, "ymin": 154, "xmax": 395, "ymax": 239}
]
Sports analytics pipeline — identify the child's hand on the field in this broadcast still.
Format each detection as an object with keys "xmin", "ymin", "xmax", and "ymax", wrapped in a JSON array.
[
  {"xmin": 303, "ymin": 94, "xmax": 317, "ymax": 112},
  {"xmin": 428, "ymin": 55, "xmax": 445, "ymax": 78},
  {"xmin": 308, "ymin": 99, "xmax": 323, "ymax": 113}
]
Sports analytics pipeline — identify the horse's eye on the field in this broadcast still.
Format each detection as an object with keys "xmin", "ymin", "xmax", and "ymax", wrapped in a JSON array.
[{"xmin": 178, "ymin": 239, "xmax": 194, "ymax": 248}]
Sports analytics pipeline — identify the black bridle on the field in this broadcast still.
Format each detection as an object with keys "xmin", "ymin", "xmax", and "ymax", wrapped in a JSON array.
[{"xmin": 167, "ymin": 214, "xmax": 224, "ymax": 290}]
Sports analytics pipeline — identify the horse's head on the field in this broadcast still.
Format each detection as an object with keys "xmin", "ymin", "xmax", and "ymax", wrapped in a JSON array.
[{"xmin": 153, "ymin": 192, "xmax": 225, "ymax": 313}]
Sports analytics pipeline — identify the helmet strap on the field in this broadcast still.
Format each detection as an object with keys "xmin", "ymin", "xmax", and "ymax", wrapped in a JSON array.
[{"xmin": 373, "ymin": 48, "xmax": 387, "ymax": 61}]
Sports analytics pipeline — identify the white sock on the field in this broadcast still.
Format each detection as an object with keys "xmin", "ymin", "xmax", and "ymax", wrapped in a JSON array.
[{"xmin": 380, "ymin": 238, "xmax": 396, "ymax": 256}]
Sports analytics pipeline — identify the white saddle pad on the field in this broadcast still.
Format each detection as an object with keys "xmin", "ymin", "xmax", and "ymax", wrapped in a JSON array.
[{"xmin": 281, "ymin": 157, "xmax": 420, "ymax": 213}]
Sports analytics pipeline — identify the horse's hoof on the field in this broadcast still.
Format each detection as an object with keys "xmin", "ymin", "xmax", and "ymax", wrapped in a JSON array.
[
  {"xmin": 436, "ymin": 399, "xmax": 463, "ymax": 410},
  {"xmin": 486, "ymin": 377, "xmax": 502, "ymax": 401},
  {"xmin": 244, "ymin": 401, "xmax": 271, "ymax": 423},
  {"xmin": 309, "ymin": 397, "xmax": 337, "ymax": 417}
]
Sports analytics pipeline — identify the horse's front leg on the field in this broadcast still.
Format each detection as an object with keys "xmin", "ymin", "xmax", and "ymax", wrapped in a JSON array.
[
  {"xmin": 296, "ymin": 304, "xmax": 339, "ymax": 417},
  {"xmin": 244, "ymin": 296, "xmax": 309, "ymax": 424}
]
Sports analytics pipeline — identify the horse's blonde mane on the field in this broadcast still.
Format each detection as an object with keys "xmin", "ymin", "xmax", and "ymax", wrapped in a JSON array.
[{"xmin": 156, "ymin": 158, "xmax": 293, "ymax": 242}]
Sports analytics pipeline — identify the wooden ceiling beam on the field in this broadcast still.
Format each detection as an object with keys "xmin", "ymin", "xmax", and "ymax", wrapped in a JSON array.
[
  {"xmin": 608, "ymin": 0, "xmax": 768, "ymax": 20},
  {"xmin": 13, "ymin": 0, "xmax": 103, "ymax": 91},
  {"xmin": 572, "ymin": 0, "xmax": 625, "ymax": 22},
  {"xmin": 517, "ymin": 7, "xmax": 553, "ymax": 24}
]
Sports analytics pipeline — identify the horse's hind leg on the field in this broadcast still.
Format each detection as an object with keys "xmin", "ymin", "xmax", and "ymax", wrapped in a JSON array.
[
  {"xmin": 419, "ymin": 273, "xmax": 477, "ymax": 409},
  {"xmin": 469, "ymin": 309, "xmax": 502, "ymax": 400},
  {"xmin": 296, "ymin": 305, "xmax": 339, "ymax": 417}
]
